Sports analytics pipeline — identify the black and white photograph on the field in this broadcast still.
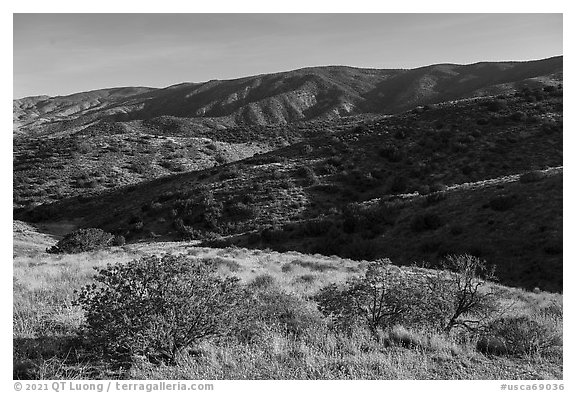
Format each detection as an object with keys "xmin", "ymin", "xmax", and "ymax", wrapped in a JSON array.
[{"xmin": 11, "ymin": 9, "xmax": 565, "ymax": 385}]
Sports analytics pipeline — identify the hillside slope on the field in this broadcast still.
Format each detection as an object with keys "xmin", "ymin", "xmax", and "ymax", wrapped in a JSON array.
[
  {"xmin": 14, "ymin": 56, "xmax": 562, "ymax": 136},
  {"xmin": 13, "ymin": 235, "xmax": 562, "ymax": 379},
  {"xmin": 17, "ymin": 87, "xmax": 563, "ymax": 291}
]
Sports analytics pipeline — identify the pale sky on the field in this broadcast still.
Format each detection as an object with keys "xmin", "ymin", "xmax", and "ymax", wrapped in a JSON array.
[{"xmin": 13, "ymin": 13, "xmax": 562, "ymax": 98}]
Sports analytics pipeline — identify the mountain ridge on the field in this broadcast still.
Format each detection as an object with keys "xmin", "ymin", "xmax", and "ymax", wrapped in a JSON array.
[{"xmin": 14, "ymin": 56, "xmax": 562, "ymax": 135}]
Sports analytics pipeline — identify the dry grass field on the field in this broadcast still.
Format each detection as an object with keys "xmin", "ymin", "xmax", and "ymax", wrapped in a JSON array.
[{"xmin": 13, "ymin": 221, "xmax": 562, "ymax": 380}]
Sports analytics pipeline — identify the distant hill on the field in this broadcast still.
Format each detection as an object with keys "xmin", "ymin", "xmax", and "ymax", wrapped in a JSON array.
[{"xmin": 14, "ymin": 56, "xmax": 562, "ymax": 136}]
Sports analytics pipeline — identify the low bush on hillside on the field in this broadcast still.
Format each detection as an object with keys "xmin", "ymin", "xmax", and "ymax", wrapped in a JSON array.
[
  {"xmin": 410, "ymin": 212, "xmax": 443, "ymax": 232},
  {"xmin": 379, "ymin": 145, "xmax": 403, "ymax": 162},
  {"xmin": 244, "ymin": 285, "xmax": 325, "ymax": 338},
  {"xmin": 173, "ymin": 188, "xmax": 224, "ymax": 232},
  {"xmin": 160, "ymin": 160, "xmax": 187, "ymax": 172},
  {"xmin": 315, "ymin": 259, "xmax": 430, "ymax": 333},
  {"xmin": 478, "ymin": 315, "xmax": 562, "ymax": 355},
  {"xmin": 47, "ymin": 228, "xmax": 122, "ymax": 254},
  {"xmin": 487, "ymin": 194, "xmax": 519, "ymax": 212},
  {"xmin": 226, "ymin": 201, "xmax": 260, "ymax": 221},
  {"xmin": 484, "ymin": 99, "xmax": 508, "ymax": 112},
  {"xmin": 219, "ymin": 165, "xmax": 241, "ymax": 180},
  {"xmin": 295, "ymin": 165, "xmax": 318, "ymax": 185},
  {"xmin": 74, "ymin": 254, "xmax": 245, "ymax": 364},
  {"xmin": 73, "ymin": 253, "xmax": 331, "ymax": 365},
  {"xmin": 315, "ymin": 255, "xmax": 500, "ymax": 335}
]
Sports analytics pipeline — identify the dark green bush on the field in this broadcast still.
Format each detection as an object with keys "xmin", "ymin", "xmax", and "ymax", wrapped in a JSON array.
[
  {"xmin": 74, "ymin": 254, "xmax": 244, "ymax": 364},
  {"xmin": 47, "ymin": 228, "xmax": 118, "ymax": 254}
]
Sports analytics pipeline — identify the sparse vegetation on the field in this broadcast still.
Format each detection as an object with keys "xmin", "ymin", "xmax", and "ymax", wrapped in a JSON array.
[
  {"xmin": 13, "ymin": 57, "xmax": 563, "ymax": 380},
  {"xmin": 13, "ymin": 237, "xmax": 563, "ymax": 380},
  {"xmin": 47, "ymin": 228, "xmax": 119, "ymax": 254}
]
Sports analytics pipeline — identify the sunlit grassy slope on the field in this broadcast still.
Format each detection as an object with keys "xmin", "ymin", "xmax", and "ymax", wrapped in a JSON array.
[{"xmin": 13, "ymin": 222, "xmax": 562, "ymax": 380}]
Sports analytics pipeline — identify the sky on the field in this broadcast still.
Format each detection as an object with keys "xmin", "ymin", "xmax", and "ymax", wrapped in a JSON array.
[{"xmin": 13, "ymin": 13, "xmax": 563, "ymax": 98}]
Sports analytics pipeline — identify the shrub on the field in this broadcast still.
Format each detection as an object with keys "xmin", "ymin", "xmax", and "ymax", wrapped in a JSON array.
[
  {"xmin": 429, "ymin": 183, "xmax": 448, "ymax": 193},
  {"xmin": 316, "ymin": 255, "xmax": 500, "ymax": 335},
  {"xmin": 160, "ymin": 160, "xmax": 187, "ymax": 172},
  {"xmin": 227, "ymin": 201, "xmax": 259, "ymax": 221},
  {"xmin": 296, "ymin": 165, "xmax": 318, "ymax": 185},
  {"xmin": 429, "ymin": 255, "xmax": 500, "ymax": 333},
  {"xmin": 289, "ymin": 259, "xmax": 337, "ymax": 272},
  {"xmin": 74, "ymin": 254, "xmax": 245, "ymax": 364},
  {"xmin": 201, "ymin": 256, "xmax": 242, "ymax": 272},
  {"xmin": 484, "ymin": 99, "xmax": 508, "ymax": 112},
  {"xmin": 111, "ymin": 235, "xmax": 126, "ymax": 246},
  {"xmin": 315, "ymin": 259, "xmax": 428, "ymax": 333},
  {"xmin": 47, "ymin": 228, "xmax": 116, "ymax": 254},
  {"xmin": 478, "ymin": 316, "xmax": 562, "ymax": 355},
  {"xmin": 423, "ymin": 191, "xmax": 448, "ymax": 206},
  {"xmin": 386, "ymin": 175, "xmax": 408, "ymax": 194},
  {"xmin": 219, "ymin": 165, "xmax": 241, "ymax": 180},
  {"xmin": 249, "ymin": 274, "xmax": 276, "ymax": 290},
  {"xmin": 246, "ymin": 285, "xmax": 325, "ymax": 337},
  {"xmin": 509, "ymin": 111, "xmax": 527, "ymax": 122},
  {"xmin": 410, "ymin": 213, "xmax": 443, "ymax": 232},
  {"xmin": 130, "ymin": 162, "xmax": 149, "ymax": 174},
  {"xmin": 388, "ymin": 325, "xmax": 425, "ymax": 349},
  {"xmin": 320, "ymin": 163, "xmax": 338, "ymax": 175},
  {"xmin": 296, "ymin": 219, "xmax": 335, "ymax": 237},
  {"xmin": 487, "ymin": 194, "xmax": 519, "ymax": 211},
  {"xmin": 260, "ymin": 226, "xmax": 287, "ymax": 243},
  {"xmin": 379, "ymin": 145, "xmax": 403, "ymax": 162}
]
